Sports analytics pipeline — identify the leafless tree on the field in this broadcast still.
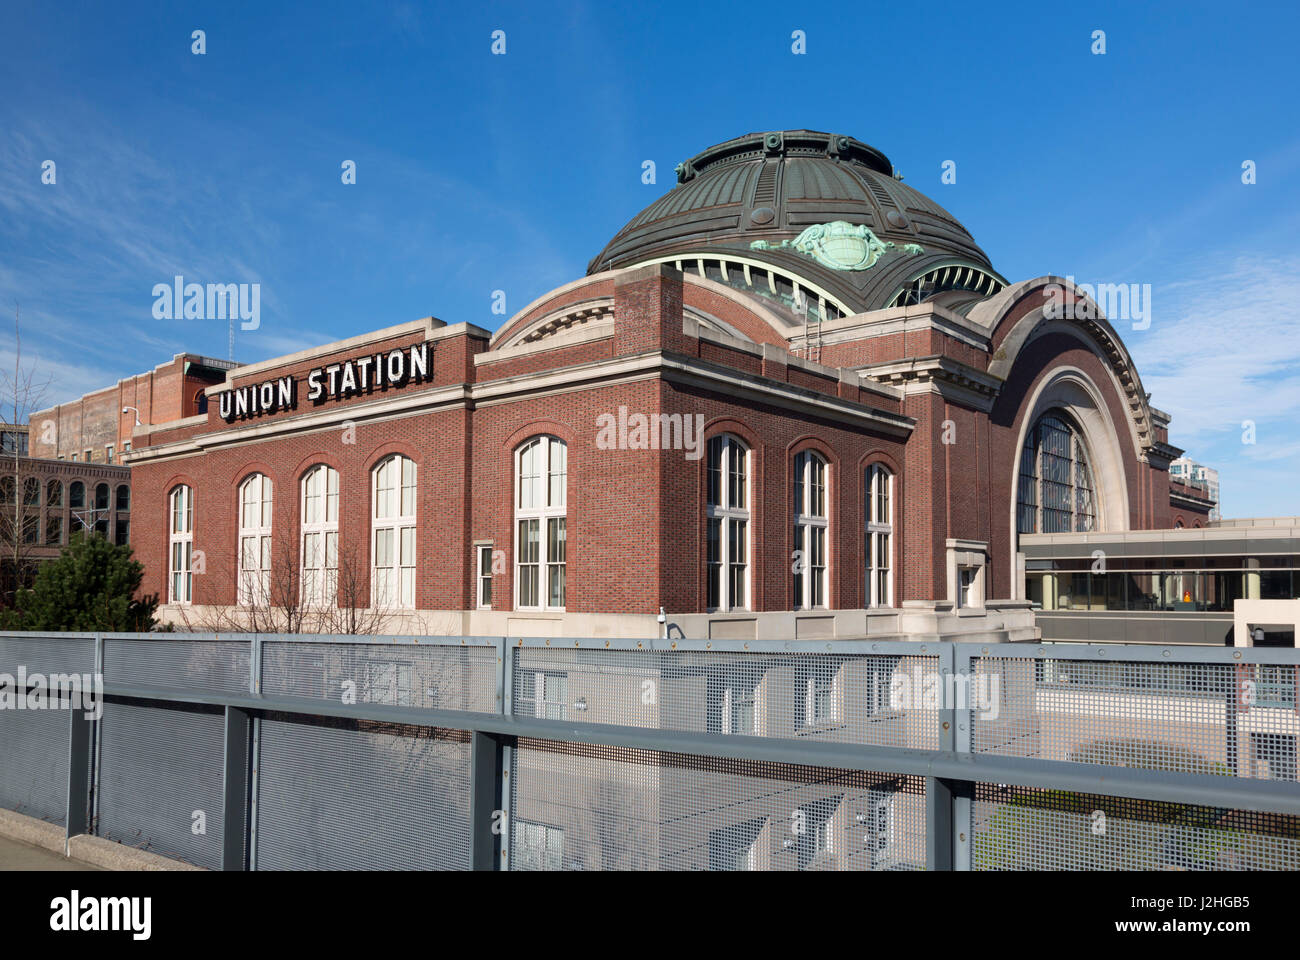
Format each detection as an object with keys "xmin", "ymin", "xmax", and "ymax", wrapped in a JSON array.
[{"xmin": 0, "ymin": 305, "xmax": 55, "ymax": 605}]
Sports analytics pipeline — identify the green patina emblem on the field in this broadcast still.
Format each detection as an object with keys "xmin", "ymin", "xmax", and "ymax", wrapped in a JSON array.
[{"xmin": 751, "ymin": 221, "xmax": 924, "ymax": 271}]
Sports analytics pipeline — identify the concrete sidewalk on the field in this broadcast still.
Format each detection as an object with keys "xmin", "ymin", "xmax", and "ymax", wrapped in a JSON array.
[{"xmin": 0, "ymin": 834, "xmax": 101, "ymax": 871}]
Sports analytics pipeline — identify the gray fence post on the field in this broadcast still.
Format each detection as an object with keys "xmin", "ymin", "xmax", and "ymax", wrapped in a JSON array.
[
  {"xmin": 221, "ymin": 705, "xmax": 252, "ymax": 870},
  {"xmin": 498, "ymin": 636, "xmax": 514, "ymax": 870},
  {"xmin": 926, "ymin": 642, "xmax": 957, "ymax": 871},
  {"xmin": 469, "ymin": 731, "xmax": 505, "ymax": 870},
  {"xmin": 952, "ymin": 642, "xmax": 977, "ymax": 871},
  {"xmin": 65, "ymin": 704, "xmax": 93, "ymax": 851}
]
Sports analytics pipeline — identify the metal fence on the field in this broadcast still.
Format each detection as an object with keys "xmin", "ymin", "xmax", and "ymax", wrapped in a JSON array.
[{"xmin": 1, "ymin": 631, "xmax": 1298, "ymax": 871}]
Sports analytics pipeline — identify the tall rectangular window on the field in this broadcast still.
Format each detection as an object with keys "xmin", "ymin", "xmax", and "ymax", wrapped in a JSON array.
[
  {"xmin": 301, "ymin": 465, "xmax": 339, "ymax": 608},
  {"xmin": 794, "ymin": 451, "xmax": 829, "ymax": 609},
  {"xmin": 168, "ymin": 485, "xmax": 194, "ymax": 604},
  {"xmin": 515, "ymin": 437, "xmax": 566, "ymax": 610},
  {"xmin": 705, "ymin": 435, "xmax": 749, "ymax": 611},
  {"xmin": 476, "ymin": 544, "xmax": 493, "ymax": 609},
  {"xmin": 238, "ymin": 473, "xmax": 273, "ymax": 605},
  {"xmin": 866, "ymin": 465, "xmax": 893, "ymax": 607},
  {"xmin": 372, "ymin": 455, "xmax": 416, "ymax": 609}
]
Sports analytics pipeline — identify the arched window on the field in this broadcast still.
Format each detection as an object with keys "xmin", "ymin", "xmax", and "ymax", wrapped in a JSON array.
[
  {"xmin": 93, "ymin": 482, "xmax": 110, "ymax": 535},
  {"xmin": 372, "ymin": 455, "xmax": 416, "ymax": 608},
  {"xmin": 169, "ymin": 485, "xmax": 194, "ymax": 605},
  {"xmin": 300, "ymin": 465, "xmax": 339, "ymax": 607},
  {"xmin": 238, "ymin": 474, "xmax": 273, "ymax": 605},
  {"xmin": 866, "ymin": 464, "xmax": 893, "ymax": 607},
  {"xmin": 515, "ymin": 436, "xmax": 566, "ymax": 610},
  {"xmin": 47, "ymin": 480, "xmax": 62, "ymax": 507},
  {"xmin": 116, "ymin": 484, "xmax": 130, "ymax": 511},
  {"xmin": 705, "ymin": 434, "xmax": 749, "ymax": 611},
  {"xmin": 793, "ymin": 451, "xmax": 829, "ymax": 609},
  {"xmin": 23, "ymin": 478, "xmax": 40, "ymax": 507},
  {"xmin": 69, "ymin": 481, "xmax": 85, "ymax": 509},
  {"xmin": 1017, "ymin": 412, "xmax": 1097, "ymax": 534}
]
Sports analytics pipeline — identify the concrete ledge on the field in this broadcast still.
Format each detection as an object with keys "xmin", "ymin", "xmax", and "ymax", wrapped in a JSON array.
[
  {"xmin": 67, "ymin": 835, "xmax": 205, "ymax": 872},
  {"xmin": 0, "ymin": 807, "xmax": 203, "ymax": 870},
  {"xmin": 0, "ymin": 807, "xmax": 65, "ymax": 856}
]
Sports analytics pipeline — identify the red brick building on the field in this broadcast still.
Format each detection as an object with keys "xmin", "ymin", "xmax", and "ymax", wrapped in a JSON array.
[
  {"xmin": 122, "ymin": 130, "xmax": 1200, "ymax": 639},
  {"xmin": 29, "ymin": 353, "xmax": 234, "ymax": 465}
]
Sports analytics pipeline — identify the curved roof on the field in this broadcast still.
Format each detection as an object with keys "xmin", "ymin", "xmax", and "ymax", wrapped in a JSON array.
[{"xmin": 588, "ymin": 130, "xmax": 1004, "ymax": 315}]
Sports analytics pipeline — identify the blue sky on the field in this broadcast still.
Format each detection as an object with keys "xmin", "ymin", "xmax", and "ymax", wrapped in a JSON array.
[{"xmin": 1, "ymin": 0, "xmax": 1297, "ymax": 517}]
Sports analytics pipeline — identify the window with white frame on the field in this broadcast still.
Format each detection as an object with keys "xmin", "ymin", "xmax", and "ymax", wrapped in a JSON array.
[
  {"xmin": 513, "ymin": 820, "xmax": 565, "ymax": 871},
  {"xmin": 515, "ymin": 436, "xmax": 566, "ymax": 610},
  {"xmin": 793, "ymin": 451, "xmax": 829, "ymax": 609},
  {"xmin": 796, "ymin": 659, "xmax": 840, "ymax": 728},
  {"xmin": 476, "ymin": 544, "xmax": 493, "ymax": 609},
  {"xmin": 866, "ymin": 464, "xmax": 893, "ymax": 607},
  {"xmin": 300, "ymin": 464, "xmax": 339, "ymax": 608},
  {"xmin": 238, "ymin": 473, "xmax": 272, "ymax": 606},
  {"xmin": 168, "ymin": 485, "xmax": 193, "ymax": 605},
  {"xmin": 722, "ymin": 681, "xmax": 757, "ymax": 735},
  {"xmin": 516, "ymin": 670, "xmax": 568, "ymax": 720},
  {"xmin": 706, "ymin": 434, "xmax": 749, "ymax": 611},
  {"xmin": 372, "ymin": 455, "xmax": 416, "ymax": 609}
]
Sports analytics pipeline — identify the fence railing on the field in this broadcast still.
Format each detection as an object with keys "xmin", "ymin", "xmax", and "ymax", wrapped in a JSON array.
[{"xmin": 1, "ymin": 632, "xmax": 1298, "ymax": 870}]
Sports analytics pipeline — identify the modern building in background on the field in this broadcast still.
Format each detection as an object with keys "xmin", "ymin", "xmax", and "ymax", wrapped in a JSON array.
[
  {"xmin": 1170, "ymin": 455, "xmax": 1221, "ymax": 521},
  {"xmin": 93, "ymin": 129, "xmax": 1243, "ymax": 642}
]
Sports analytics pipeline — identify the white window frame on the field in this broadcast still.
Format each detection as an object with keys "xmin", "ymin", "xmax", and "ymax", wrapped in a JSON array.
[
  {"xmin": 517, "ymin": 670, "xmax": 568, "ymax": 720},
  {"xmin": 371, "ymin": 455, "xmax": 416, "ymax": 609},
  {"xmin": 514, "ymin": 436, "xmax": 566, "ymax": 611},
  {"xmin": 168, "ymin": 485, "xmax": 193, "ymax": 605},
  {"xmin": 866, "ymin": 464, "xmax": 893, "ymax": 608},
  {"xmin": 513, "ymin": 819, "xmax": 565, "ymax": 871},
  {"xmin": 793, "ymin": 451, "xmax": 830, "ymax": 610},
  {"xmin": 705, "ymin": 435, "xmax": 750, "ymax": 612},
  {"xmin": 721, "ymin": 682, "xmax": 758, "ymax": 735},
  {"xmin": 476, "ymin": 544, "xmax": 493, "ymax": 609},
  {"xmin": 237, "ymin": 473, "xmax": 273, "ymax": 606},
  {"xmin": 300, "ymin": 464, "xmax": 339, "ymax": 608},
  {"xmin": 105, "ymin": 444, "xmax": 114, "ymax": 464}
]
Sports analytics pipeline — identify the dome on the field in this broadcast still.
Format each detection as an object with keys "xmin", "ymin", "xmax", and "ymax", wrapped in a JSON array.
[{"xmin": 588, "ymin": 130, "xmax": 1005, "ymax": 318}]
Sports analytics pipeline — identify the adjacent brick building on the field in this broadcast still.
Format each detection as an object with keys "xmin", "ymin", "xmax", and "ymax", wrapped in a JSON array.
[{"xmin": 117, "ymin": 130, "xmax": 1201, "ymax": 639}]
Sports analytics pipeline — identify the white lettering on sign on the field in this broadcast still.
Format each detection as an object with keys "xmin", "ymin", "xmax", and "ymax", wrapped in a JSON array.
[{"xmin": 217, "ymin": 342, "xmax": 432, "ymax": 422}]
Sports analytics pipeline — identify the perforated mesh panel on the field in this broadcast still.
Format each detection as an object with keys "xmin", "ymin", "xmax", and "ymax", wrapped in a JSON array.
[
  {"xmin": 0, "ymin": 700, "xmax": 70, "ymax": 824},
  {"xmin": 254, "ymin": 714, "xmax": 471, "ymax": 869},
  {"xmin": 0, "ymin": 634, "xmax": 94, "ymax": 677},
  {"xmin": 511, "ymin": 647, "xmax": 939, "ymax": 749},
  {"xmin": 103, "ymin": 637, "xmax": 250, "ymax": 694},
  {"xmin": 967, "ymin": 655, "xmax": 1294, "ymax": 780},
  {"xmin": 509, "ymin": 738, "xmax": 926, "ymax": 870},
  {"xmin": 96, "ymin": 698, "xmax": 226, "ymax": 868},
  {"xmin": 262, "ymin": 641, "xmax": 497, "ymax": 712},
  {"xmin": 971, "ymin": 782, "xmax": 1300, "ymax": 870}
]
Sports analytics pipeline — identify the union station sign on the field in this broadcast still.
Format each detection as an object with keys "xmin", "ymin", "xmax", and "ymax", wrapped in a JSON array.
[{"xmin": 216, "ymin": 341, "xmax": 433, "ymax": 422}]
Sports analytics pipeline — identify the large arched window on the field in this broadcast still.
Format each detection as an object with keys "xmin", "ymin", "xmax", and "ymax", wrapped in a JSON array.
[
  {"xmin": 705, "ymin": 434, "xmax": 749, "ymax": 611},
  {"xmin": 515, "ymin": 436, "xmax": 566, "ymax": 610},
  {"xmin": 866, "ymin": 464, "xmax": 893, "ymax": 607},
  {"xmin": 238, "ymin": 473, "xmax": 273, "ymax": 605},
  {"xmin": 300, "ymin": 465, "xmax": 339, "ymax": 607},
  {"xmin": 372, "ymin": 455, "xmax": 416, "ymax": 609},
  {"xmin": 46, "ymin": 479, "xmax": 62, "ymax": 507},
  {"xmin": 169, "ymin": 485, "xmax": 194, "ymax": 605},
  {"xmin": 1017, "ymin": 412, "xmax": 1097, "ymax": 534},
  {"xmin": 793, "ymin": 451, "xmax": 829, "ymax": 609}
]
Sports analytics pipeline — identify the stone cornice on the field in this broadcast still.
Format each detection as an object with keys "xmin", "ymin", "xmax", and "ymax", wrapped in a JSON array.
[{"xmin": 856, "ymin": 355, "xmax": 1002, "ymax": 412}]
